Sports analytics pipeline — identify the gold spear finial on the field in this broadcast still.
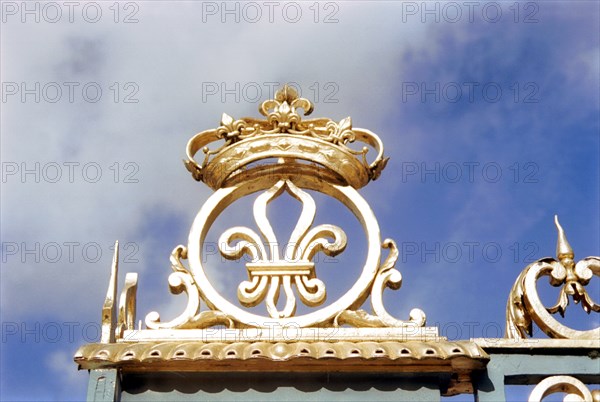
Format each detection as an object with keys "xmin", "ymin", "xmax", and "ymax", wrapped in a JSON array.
[
  {"xmin": 101, "ymin": 240, "xmax": 119, "ymax": 343},
  {"xmin": 554, "ymin": 215, "xmax": 574, "ymax": 261}
]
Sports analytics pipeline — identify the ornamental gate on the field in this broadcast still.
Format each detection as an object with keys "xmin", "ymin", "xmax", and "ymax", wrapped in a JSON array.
[{"xmin": 74, "ymin": 86, "xmax": 599, "ymax": 402}]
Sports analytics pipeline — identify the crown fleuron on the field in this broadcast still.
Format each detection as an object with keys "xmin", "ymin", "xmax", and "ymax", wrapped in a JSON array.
[{"xmin": 184, "ymin": 85, "xmax": 388, "ymax": 190}]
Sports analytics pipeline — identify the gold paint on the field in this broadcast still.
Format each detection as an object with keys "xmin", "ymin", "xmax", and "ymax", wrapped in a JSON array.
[
  {"xmin": 185, "ymin": 85, "xmax": 387, "ymax": 190},
  {"xmin": 220, "ymin": 179, "xmax": 339, "ymax": 318},
  {"xmin": 132, "ymin": 87, "xmax": 432, "ymax": 334},
  {"xmin": 506, "ymin": 216, "xmax": 600, "ymax": 339},
  {"xmin": 116, "ymin": 272, "xmax": 138, "ymax": 339},
  {"xmin": 74, "ymin": 339, "xmax": 488, "ymax": 370},
  {"xmin": 76, "ymin": 85, "xmax": 597, "ymax": 397},
  {"xmin": 472, "ymin": 338, "xmax": 600, "ymax": 349},
  {"xmin": 101, "ymin": 241, "xmax": 119, "ymax": 343},
  {"xmin": 83, "ymin": 86, "xmax": 447, "ymax": 368},
  {"xmin": 555, "ymin": 215, "xmax": 574, "ymax": 261},
  {"xmin": 529, "ymin": 375, "xmax": 598, "ymax": 402}
]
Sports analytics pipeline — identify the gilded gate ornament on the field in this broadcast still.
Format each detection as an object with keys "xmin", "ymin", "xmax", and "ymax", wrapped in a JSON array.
[
  {"xmin": 75, "ymin": 85, "xmax": 489, "ymax": 398},
  {"xmin": 73, "ymin": 84, "xmax": 596, "ymax": 400},
  {"xmin": 506, "ymin": 216, "xmax": 600, "ymax": 339},
  {"xmin": 98, "ymin": 85, "xmax": 436, "ymax": 341}
]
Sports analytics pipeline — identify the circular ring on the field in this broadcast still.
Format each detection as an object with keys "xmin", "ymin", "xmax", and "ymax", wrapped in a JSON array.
[
  {"xmin": 186, "ymin": 175, "xmax": 381, "ymax": 328},
  {"xmin": 529, "ymin": 375, "xmax": 593, "ymax": 402}
]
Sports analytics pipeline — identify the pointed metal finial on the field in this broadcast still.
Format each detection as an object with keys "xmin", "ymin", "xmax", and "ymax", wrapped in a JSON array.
[
  {"xmin": 101, "ymin": 240, "xmax": 119, "ymax": 343},
  {"xmin": 554, "ymin": 215, "xmax": 574, "ymax": 260}
]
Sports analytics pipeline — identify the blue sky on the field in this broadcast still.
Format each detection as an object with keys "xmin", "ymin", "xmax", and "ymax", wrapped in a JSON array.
[{"xmin": 1, "ymin": 1, "xmax": 598, "ymax": 401}]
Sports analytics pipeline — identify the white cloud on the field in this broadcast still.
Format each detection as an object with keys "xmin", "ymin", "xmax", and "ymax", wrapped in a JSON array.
[{"xmin": 45, "ymin": 350, "xmax": 89, "ymax": 399}]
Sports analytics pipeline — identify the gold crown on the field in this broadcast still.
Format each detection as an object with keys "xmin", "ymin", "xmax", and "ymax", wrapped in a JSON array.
[{"xmin": 184, "ymin": 85, "xmax": 388, "ymax": 190}]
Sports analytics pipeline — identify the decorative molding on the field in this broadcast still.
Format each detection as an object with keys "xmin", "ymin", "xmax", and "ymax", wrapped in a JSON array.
[
  {"xmin": 74, "ymin": 340, "xmax": 488, "ymax": 371},
  {"xmin": 472, "ymin": 338, "xmax": 600, "ymax": 351}
]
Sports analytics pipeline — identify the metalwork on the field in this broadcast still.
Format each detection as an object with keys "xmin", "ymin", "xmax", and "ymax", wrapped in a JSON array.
[
  {"xmin": 74, "ymin": 340, "xmax": 487, "ymax": 370},
  {"xmin": 76, "ymin": 85, "xmax": 599, "ymax": 402},
  {"xmin": 116, "ymin": 273, "xmax": 138, "ymax": 338},
  {"xmin": 220, "ymin": 179, "xmax": 342, "ymax": 318},
  {"xmin": 506, "ymin": 216, "xmax": 600, "ymax": 339},
  {"xmin": 528, "ymin": 375, "xmax": 600, "ymax": 402},
  {"xmin": 184, "ymin": 85, "xmax": 387, "ymax": 190},
  {"xmin": 122, "ymin": 85, "xmax": 432, "ymax": 337},
  {"xmin": 100, "ymin": 242, "xmax": 119, "ymax": 344}
]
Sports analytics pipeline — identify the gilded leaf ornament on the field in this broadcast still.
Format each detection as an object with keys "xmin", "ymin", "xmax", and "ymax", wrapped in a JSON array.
[{"xmin": 506, "ymin": 216, "xmax": 600, "ymax": 339}]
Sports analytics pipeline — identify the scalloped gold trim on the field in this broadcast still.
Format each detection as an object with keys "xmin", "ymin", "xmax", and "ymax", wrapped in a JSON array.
[{"xmin": 75, "ymin": 340, "xmax": 488, "ymax": 371}]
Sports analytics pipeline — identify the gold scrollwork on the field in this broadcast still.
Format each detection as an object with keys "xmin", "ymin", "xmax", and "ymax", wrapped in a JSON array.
[
  {"xmin": 145, "ymin": 246, "xmax": 233, "ymax": 330},
  {"xmin": 185, "ymin": 173, "xmax": 413, "ymax": 329},
  {"xmin": 528, "ymin": 375, "xmax": 599, "ymax": 402},
  {"xmin": 96, "ymin": 85, "xmax": 430, "ymax": 339},
  {"xmin": 334, "ymin": 239, "xmax": 426, "ymax": 328},
  {"xmin": 506, "ymin": 216, "xmax": 600, "ymax": 339},
  {"xmin": 141, "ymin": 174, "xmax": 428, "ymax": 331}
]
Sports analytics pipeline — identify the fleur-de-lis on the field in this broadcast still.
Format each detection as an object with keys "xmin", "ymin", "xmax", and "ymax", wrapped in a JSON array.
[
  {"xmin": 259, "ymin": 85, "xmax": 313, "ymax": 133},
  {"xmin": 547, "ymin": 216, "xmax": 600, "ymax": 316},
  {"xmin": 325, "ymin": 117, "xmax": 355, "ymax": 145},
  {"xmin": 506, "ymin": 216, "xmax": 600, "ymax": 340},
  {"xmin": 216, "ymin": 113, "xmax": 247, "ymax": 143},
  {"xmin": 219, "ymin": 179, "xmax": 346, "ymax": 318}
]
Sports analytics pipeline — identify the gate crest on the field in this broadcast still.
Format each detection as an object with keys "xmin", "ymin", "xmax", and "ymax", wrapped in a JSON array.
[
  {"xmin": 127, "ymin": 85, "xmax": 431, "ymax": 336},
  {"xmin": 73, "ymin": 85, "xmax": 598, "ymax": 402}
]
